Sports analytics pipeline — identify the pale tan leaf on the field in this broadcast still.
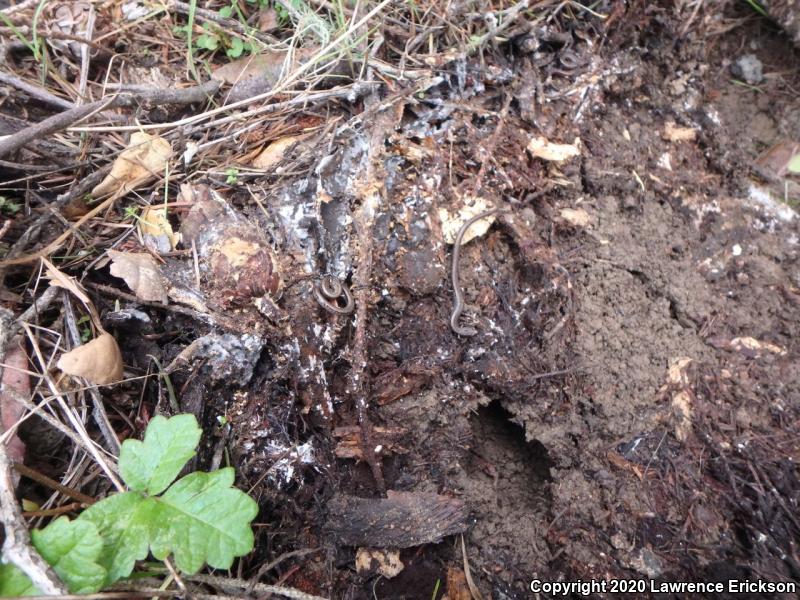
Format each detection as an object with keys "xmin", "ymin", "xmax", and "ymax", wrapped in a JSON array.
[
  {"xmin": 252, "ymin": 136, "xmax": 302, "ymax": 170},
  {"xmin": 108, "ymin": 250, "xmax": 168, "ymax": 304},
  {"xmin": 42, "ymin": 258, "xmax": 92, "ymax": 306},
  {"xmin": 439, "ymin": 198, "xmax": 495, "ymax": 245},
  {"xmin": 92, "ymin": 132, "xmax": 172, "ymax": 197},
  {"xmin": 138, "ymin": 205, "xmax": 179, "ymax": 252},
  {"xmin": 527, "ymin": 136, "xmax": 581, "ymax": 161},
  {"xmin": 211, "ymin": 51, "xmax": 293, "ymax": 84},
  {"xmin": 57, "ymin": 333, "xmax": 123, "ymax": 385}
]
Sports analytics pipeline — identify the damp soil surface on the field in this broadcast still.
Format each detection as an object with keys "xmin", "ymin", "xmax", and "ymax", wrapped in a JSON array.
[{"xmin": 309, "ymin": 8, "xmax": 800, "ymax": 598}]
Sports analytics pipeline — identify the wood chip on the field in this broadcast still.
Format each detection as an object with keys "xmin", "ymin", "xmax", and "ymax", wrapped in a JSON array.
[{"xmin": 325, "ymin": 491, "xmax": 467, "ymax": 548}]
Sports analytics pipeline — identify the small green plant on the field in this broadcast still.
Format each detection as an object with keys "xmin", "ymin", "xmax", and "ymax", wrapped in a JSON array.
[
  {"xmin": 0, "ymin": 196, "xmax": 22, "ymax": 216},
  {"xmin": 76, "ymin": 315, "xmax": 93, "ymax": 342},
  {"xmin": 0, "ymin": 415, "xmax": 258, "ymax": 596},
  {"xmin": 225, "ymin": 167, "xmax": 240, "ymax": 185}
]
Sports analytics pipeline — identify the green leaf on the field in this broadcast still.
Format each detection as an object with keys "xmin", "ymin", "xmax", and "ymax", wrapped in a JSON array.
[
  {"xmin": 219, "ymin": 5, "xmax": 233, "ymax": 18},
  {"xmin": 120, "ymin": 414, "xmax": 201, "ymax": 495},
  {"xmin": 81, "ymin": 470, "xmax": 256, "ymax": 582},
  {"xmin": 226, "ymin": 37, "xmax": 245, "ymax": 58},
  {"xmin": 79, "ymin": 492, "xmax": 156, "ymax": 585},
  {"xmin": 0, "ymin": 564, "xmax": 38, "ymax": 597},
  {"xmin": 31, "ymin": 517, "xmax": 106, "ymax": 594},
  {"xmin": 150, "ymin": 468, "xmax": 258, "ymax": 574},
  {"xmin": 787, "ymin": 153, "xmax": 800, "ymax": 174},
  {"xmin": 195, "ymin": 33, "xmax": 219, "ymax": 51}
]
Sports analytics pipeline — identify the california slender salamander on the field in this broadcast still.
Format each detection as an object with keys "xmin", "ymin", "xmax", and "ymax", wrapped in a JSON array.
[
  {"xmin": 314, "ymin": 274, "xmax": 355, "ymax": 315},
  {"xmin": 450, "ymin": 208, "xmax": 508, "ymax": 336}
]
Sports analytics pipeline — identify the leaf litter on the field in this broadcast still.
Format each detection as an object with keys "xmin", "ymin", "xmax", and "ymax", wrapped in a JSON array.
[{"xmin": 0, "ymin": 0, "xmax": 799, "ymax": 599}]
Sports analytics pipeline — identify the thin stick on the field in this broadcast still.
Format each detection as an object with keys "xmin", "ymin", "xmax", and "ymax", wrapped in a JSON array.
[
  {"xmin": 69, "ymin": 0, "xmax": 393, "ymax": 134},
  {"xmin": 187, "ymin": 574, "xmax": 329, "ymax": 600},
  {"xmin": 12, "ymin": 461, "xmax": 96, "ymax": 505},
  {"xmin": 0, "ymin": 70, "xmax": 74, "ymax": 110},
  {"xmin": 0, "ymin": 309, "xmax": 67, "ymax": 595},
  {"xmin": 0, "ymin": 80, "xmax": 220, "ymax": 158}
]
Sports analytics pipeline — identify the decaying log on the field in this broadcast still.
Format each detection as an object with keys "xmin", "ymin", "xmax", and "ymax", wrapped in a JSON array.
[{"xmin": 325, "ymin": 491, "xmax": 467, "ymax": 548}]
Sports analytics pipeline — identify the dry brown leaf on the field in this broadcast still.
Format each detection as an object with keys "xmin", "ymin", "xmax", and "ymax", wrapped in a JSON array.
[
  {"xmin": 43, "ymin": 258, "xmax": 92, "ymax": 307},
  {"xmin": 662, "ymin": 122, "xmax": 697, "ymax": 142},
  {"xmin": 108, "ymin": 250, "xmax": 168, "ymax": 304},
  {"xmin": 138, "ymin": 205, "xmax": 179, "ymax": 252},
  {"xmin": 527, "ymin": 136, "xmax": 581, "ymax": 161},
  {"xmin": 57, "ymin": 333, "xmax": 123, "ymax": 385},
  {"xmin": 252, "ymin": 136, "xmax": 302, "ymax": 170},
  {"xmin": 445, "ymin": 567, "xmax": 473, "ymax": 600},
  {"xmin": 212, "ymin": 51, "xmax": 294, "ymax": 84},
  {"xmin": 92, "ymin": 132, "xmax": 172, "ymax": 198},
  {"xmin": 256, "ymin": 7, "xmax": 279, "ymax": 31}
]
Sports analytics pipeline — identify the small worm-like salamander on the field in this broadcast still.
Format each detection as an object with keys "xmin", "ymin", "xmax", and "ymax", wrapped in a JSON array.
[
  {"xmin": 314, "ymin": 274, "xmax": 355, "ymax": 315},
  {"xmin": 450, "ymin": 208, "xmax": 509, "ymax": 336}
]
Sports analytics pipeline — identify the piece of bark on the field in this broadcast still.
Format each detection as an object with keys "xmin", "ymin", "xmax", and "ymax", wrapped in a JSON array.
[
  {"xmin": 372, "ymin": 360, "xmax": 437, "ymax": 406},
  {"xmin": 333, "ymin": 425, "xmax": 409, "ymax": 459},
  {"xmin": 325, "ymin": 491, "xmax": 467, "ymax": 548}
]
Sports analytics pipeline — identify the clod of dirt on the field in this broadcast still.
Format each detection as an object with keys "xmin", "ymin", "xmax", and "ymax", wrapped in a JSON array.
[
  {"xmin": 166, "ymin": 333, "xmax": 264, "ymax": 386},
  {"xmin": 731, "ymin": 53, "xmax": 764, "ymax": 85}
]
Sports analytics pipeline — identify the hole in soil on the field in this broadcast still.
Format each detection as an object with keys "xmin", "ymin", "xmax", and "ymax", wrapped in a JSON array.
[
  {"xmin": 468, "ymin": 402, "xmax": 552, "ymax": 486},
  {"xmin": 457, "ymin": 401, "xmax": 553, "ymax": 590}
]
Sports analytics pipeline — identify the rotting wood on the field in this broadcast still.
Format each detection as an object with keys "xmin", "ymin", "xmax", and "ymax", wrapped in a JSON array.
[
  {"xmin": 333, "ymin": 425, "xmax": 409, "ymax": 459},
  {"xmin": 325, "ymin": 491, "xmax": 467, "ymax": 548}
]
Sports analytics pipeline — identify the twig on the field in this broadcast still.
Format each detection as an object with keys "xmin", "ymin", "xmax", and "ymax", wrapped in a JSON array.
[
  {"xmin": 0, "ymin": 70, "xmax": 74, "ymax": 111},
  {"xmin": 0, "ymin": 308, "xmax": 67, "ymax": 595},
  {"xmin": 188, "ymin": 574, "xmax": 329, "ymax": 600},
  {"xmin": 0, "ymin": 80, "xmax": 221, "ymax": 158},
  {"xmin": 0, "ymin": 0, "xmax": 37, "ymax": 15},
  {"xmin": 13, "ymin": 461, "xmax": 96, "ymax": 505}
]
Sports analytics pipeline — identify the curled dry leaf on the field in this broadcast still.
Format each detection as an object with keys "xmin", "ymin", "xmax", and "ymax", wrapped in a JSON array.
[
  {"xmin": 138, "ymin": 206, "xmax": 179, "ymax": 253},
  {"xmin": 108, "ymin": 250, "xmax": 168, "ymax": 304},
  {"xmin": 252, "ymin": 136, "xmax": 303, "ymax": 170},
  {"xmin": 43, "ymin": 258, "xmax": 92, "ymax": 307},
  {"xmin": 439, "ymin": 197, "xmax": 495, "ymax": 245},
  {"xmin": 527, "ymin": 136, "xmax": 581, "ymax": 161},
  {"xmin": 92, "ymin": 132, "xmax": 172, "ymax": 198},
  {"xmin": 57, "ymin": 332, "xmax": 124, "ymax": 385}
]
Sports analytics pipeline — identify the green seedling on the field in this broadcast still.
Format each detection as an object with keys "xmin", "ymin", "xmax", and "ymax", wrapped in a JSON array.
[{"xmin": 0, "ymin": 415, "xmax": 258, "ymax": 595}]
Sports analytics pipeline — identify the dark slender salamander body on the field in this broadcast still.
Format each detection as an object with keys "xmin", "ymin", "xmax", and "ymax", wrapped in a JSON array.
[
  {"xmin": 450, "ymin": 208, "xmax": 509, "ymax": 336},
  {"xmin": 314, "ymin": 274, "xmax": 355, "ymax": 315}
]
